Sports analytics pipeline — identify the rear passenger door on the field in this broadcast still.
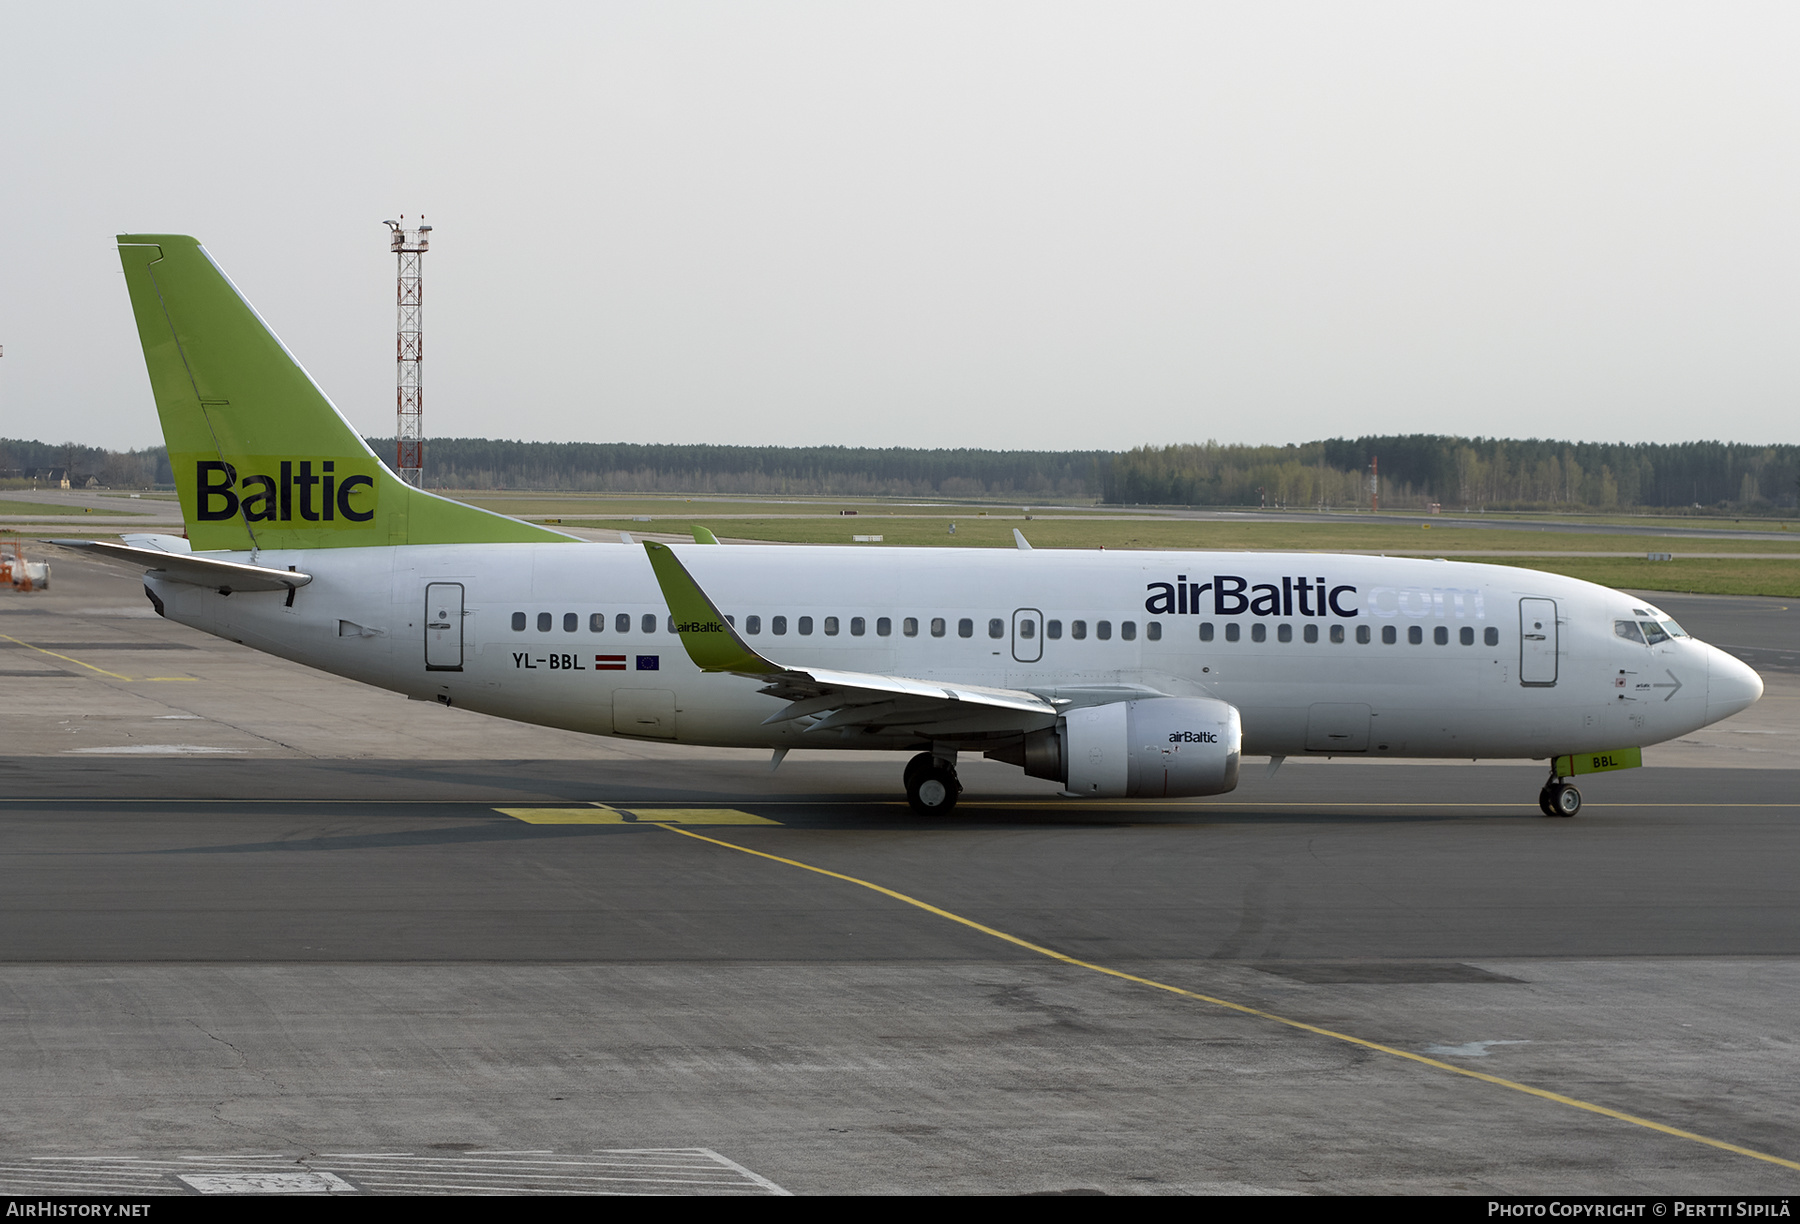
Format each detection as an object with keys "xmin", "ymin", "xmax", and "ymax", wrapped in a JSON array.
[{"xmin": 425, "ymin": 582, "xmax": 464, "ymax": 672}]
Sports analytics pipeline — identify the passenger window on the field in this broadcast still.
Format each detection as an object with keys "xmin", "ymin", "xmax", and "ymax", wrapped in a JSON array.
[
  {"xmin": 958, "ymin": 618, "xmax": 973, "ymax": 638},
  {"xmin": 903, "ymin": 617, "xmax": 918, "ymax": 637},
  {"xmin": 1304, "ymin": 624, "xmax": 1318, "ymax": 644},
  {"xmin": 1146, "ymin": 622, "xmax": 1161, "ymax": 641},
  {"xmin": 1047, "ymin": 620, "xmax": 1062, "ymax": 639},
  {"xmin": 1121, "ymin": 621, "xmax": 1137, "ymax": 641},
  {"xmin": 1097, "ymin": 620, "xmax": 1112, "ymax": 641},
  {"xmin": 1331, "ymin": 625, "xmax": 1345, "ymax": 644},
  {"xmin": 511, "ymin": 612, "xmax": 526, "ymax": 631},
  {"xmin": 825, "ymin": 617, "xmax": 840, "ymax": 636},
  {"xmin": 1225, "ymin": 623, "xmax": 1240, "ymax": 642},
  {"xmin": 667, "ymin": 616, "xmax": 676, "ymax": 634},
  {"xmin": 1356, "ymin": 624, "xmax": 1371, "ymax": 644},
  {"xmin": 1460, "ymin": 626, "xmax": 1474, "ymax": 646},
  {"xmin": 1277, "ymin": 623, "xmax": 1292, "ymax": 643},
  {"xmin": 1382, "ymin": 625, "xmax": 1397, "ymax": 645},
  {"xmin": 564, "ymin": 612, "xmax": 578, "ymax": 632},
  {"xmin": 746, "ymin": 615, "xmax": 762, "ymax": 635},
  {"xmin": 773, "ymin": 615, "xmax": 788, "ymax": 635},
  {"xmin": 1072, "ymin": 620, "xmax": 1088, "ymax": 640},
  {"xmin": 1484, "ymin": 627, "xmax": 1499, "ymax": 646},
  {"xmin": 988, "ymin": 618, "xmax": 1004, "ymax": 639},
  {"xmin": 850, "ymin": 617, "xmax": 865, "ymax": 636},
  {"xmin": 1199, "ymin": 622, "xmax": 1213, "ymax": 642},
  {"xmin": 1434, "ymin": 626, "xmax": 1448, "ymax": 645},
  {"xmin": 1251, "ymin": 623, "xmax": 1266, "ymax": 643},
  {"xmin": 799, "ymin": 616, "xmax": 814, "ymax": 635},
  {"xmin": 1019, "ymin": 619, "xmax": 1035, "ymax": 639},
  {"xmin": 616, "ymin": 613, "xmax": 630, "ymax": 634},
  {"xmin": 589, "ymin": 613, "xmax": 605, "ymax": 633},
  {"xmin": 725, "ymin": 615, "xmax": 734, "ymax": 627},
  {"xmin": 641, "ymin": 614, "xmax": 656, "ymax": 634},
  {"xmin": 538, "ymin": 612, "xmax": 552, "ymax": 632},
  {"xmin": 1409, "ymin": 625, "xmax": 1423, "ymax": 645},
  {"xmin": 877, "ymin": 617, "xmax": 891, "ymax": 637},
  {"xmin": 930, "ymin": 617, "xmax": 945, "ymax": 638}
]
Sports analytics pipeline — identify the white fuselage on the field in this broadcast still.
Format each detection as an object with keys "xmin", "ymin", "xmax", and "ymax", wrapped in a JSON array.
[{"xmin": 146, "ymin": 542, "xmax": 1761, "ymax": 762}]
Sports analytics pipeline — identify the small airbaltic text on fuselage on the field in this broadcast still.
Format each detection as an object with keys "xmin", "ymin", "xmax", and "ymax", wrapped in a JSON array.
[
  {"xmin": 675, "ymin": 620, "xmax": 730, "ymax": 635},
  {"xmin": 1148, "ymin": 575, "xmax": 1490, "ymax": 621},
  {"xmin": 195, "ymin": 459, "xmax": 377, "ymax": 523}
]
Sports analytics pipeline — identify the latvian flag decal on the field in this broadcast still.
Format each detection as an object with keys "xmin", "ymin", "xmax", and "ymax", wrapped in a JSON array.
[{"xmin": 595, "ymin": 654, "xmax": 627, "ymax": 671}]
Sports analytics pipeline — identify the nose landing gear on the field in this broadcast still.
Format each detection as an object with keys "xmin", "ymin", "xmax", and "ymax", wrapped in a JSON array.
[
  {"xmin": 904, "ymin": 750, "xmax": 962, "ymax": 815},
  {"xmin": 1538, "ymin": 773, "xmax": 1582, "ymax": 818}
]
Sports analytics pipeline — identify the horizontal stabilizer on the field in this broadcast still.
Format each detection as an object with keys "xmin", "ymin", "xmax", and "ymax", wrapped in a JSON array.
[{"xmin": 48, "ymin": 539, "xmax": 311, "ymax": 593}]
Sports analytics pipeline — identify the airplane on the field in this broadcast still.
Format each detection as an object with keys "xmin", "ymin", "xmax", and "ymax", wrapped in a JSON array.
[{"xmin": 59, "ymin": 234, "xmax": 1765, "ymax": 817}]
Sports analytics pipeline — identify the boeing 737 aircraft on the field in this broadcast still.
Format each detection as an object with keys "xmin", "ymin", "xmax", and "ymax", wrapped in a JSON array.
[{"xmin": 62, "ymin": 235, "xmax": 1765, "ymax": 815}]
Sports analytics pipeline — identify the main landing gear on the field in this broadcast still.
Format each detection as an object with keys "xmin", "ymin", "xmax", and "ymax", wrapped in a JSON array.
[
  {"xmin": 1538, "ymin": 774, "xmax": 1582, "ymax": 818},
  {"xmin": 904, "ymin": 751, "xmax": 962, "ymax": 815}
]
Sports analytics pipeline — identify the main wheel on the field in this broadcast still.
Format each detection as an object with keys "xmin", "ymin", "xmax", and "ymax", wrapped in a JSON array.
[
  {"xmin": 903, "ymin": 751, "xmax": 935, "ymax": 793},
  {"xmin": 906, "ymin": 764, "xmax": 961, "ymax": 815},
  {"xmin": 1537, "ymin": 786, "xmax": 1556, "ymax": 818},
  {"xmin": 1550, "ymin": 783, "xmax": 1581, "ymax": 817}
]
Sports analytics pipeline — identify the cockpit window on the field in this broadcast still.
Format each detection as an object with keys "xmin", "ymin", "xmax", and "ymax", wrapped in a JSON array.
[
  {"xmin": 1641, "ymin": 621, "xmax": 1671, "ymax": 645},
  {"xmin": 1639, "ymin": 606, "xmax": 1689, "ymax": 638},
  {"xmin": 1614, "ymin": 620, "xmax": 1646, "ymax": 645}
]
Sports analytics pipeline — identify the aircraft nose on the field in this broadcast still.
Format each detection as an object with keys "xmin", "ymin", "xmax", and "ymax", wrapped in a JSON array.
[{"xmin": 1706, "ymin": 645, "xmax": 1764, "ymax": 723}]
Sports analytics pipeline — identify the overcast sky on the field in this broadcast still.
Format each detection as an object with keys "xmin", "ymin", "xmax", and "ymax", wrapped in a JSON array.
[{"xmin": 2, "ymin": 2, "xmax": 1796, "ymax": 453}]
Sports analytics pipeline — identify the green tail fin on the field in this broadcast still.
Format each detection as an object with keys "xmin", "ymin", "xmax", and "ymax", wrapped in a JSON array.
[{"xmin": 116, "ymin": 234, "xmax": 574, "ymax": 551}]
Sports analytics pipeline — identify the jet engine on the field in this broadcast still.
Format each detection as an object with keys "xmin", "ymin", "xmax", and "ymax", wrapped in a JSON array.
[{"xmin": 1004, "ymin": 697, "xmax": 1242, "ymax": 798}]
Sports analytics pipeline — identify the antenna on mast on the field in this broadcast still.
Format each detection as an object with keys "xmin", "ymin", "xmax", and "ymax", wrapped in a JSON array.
[{"xmin": 383, "ymin": 216, "xmax": 431, "ymax": 486}]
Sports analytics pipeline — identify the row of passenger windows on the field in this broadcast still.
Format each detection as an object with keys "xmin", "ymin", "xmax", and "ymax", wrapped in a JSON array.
[
  {"xmin": 1200, "ymin": 622, "xmax": 1501, "ymax": 646},
  {"xmin": 508, "ymin": 611, "xmax": 1164, "ymax": 640},
  {"xmin": 509, "ymin": 610, "xmax": 1496, "ymax": 647}
]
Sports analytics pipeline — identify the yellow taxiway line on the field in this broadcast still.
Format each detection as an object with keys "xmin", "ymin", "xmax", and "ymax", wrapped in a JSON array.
[
  {"xmin": 659, "ymin": 823, "xmax": 1800, "ymax": 1174},
  {"xmin": 0, "ymin": 634, "xmax": 197, "ymax": 682}
]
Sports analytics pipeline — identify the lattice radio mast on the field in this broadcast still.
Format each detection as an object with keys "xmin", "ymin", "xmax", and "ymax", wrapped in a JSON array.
[{"xmin": 383, "ymin": 217, "xmax": 432, "ymax": 486}]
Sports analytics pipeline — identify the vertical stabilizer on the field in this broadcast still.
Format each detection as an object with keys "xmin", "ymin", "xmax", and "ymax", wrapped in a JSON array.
[{"xmin": 116, "ymin": 235, "xmax": 574, "ymax": 551}]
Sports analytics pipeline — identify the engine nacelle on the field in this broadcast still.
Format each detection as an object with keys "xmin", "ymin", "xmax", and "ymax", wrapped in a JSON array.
[{"xmin": 1059, "ymin": 698, "xmax": 1242, "ymax": 798}]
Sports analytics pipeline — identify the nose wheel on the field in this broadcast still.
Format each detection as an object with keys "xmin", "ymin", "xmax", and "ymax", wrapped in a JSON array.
[
  {"xmin": 1538, "ymin": 781, "xmax": 1581, "ymax": 817},
  {"xmin": 904, "ymin": 751, "xmax": 962, "ymax": 815}
]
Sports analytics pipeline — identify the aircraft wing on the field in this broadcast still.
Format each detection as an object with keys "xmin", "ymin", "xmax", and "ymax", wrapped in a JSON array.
[
  {"xmin": 47, "ymin": 539, "xmax": 312, "ymax": 593},
  {"xmin": 642, "ymin": 542, "xmax": 1059, "ymax": 733}
]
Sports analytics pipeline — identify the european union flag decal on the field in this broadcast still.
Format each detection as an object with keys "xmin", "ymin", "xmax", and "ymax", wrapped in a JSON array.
[{"xmin": 636, "ymin": 655, "xmax": 659, "ymax": 671}]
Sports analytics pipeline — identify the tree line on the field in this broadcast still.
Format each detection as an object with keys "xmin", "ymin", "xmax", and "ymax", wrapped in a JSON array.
[
  {"xmin": 1104, "ymin": 437, "xmax": 1800, "ymax": 512},
  {"xmin": 395, "ymin": 438, "xmax": 1110, "ymax": 499},
  {"xmin": 6, "ymin": 434, "xmax": 1795, "ymax": 512}
]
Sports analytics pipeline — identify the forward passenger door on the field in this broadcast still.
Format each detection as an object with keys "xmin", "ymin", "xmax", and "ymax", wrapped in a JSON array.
[{"xmin": 1519, "ymin": 597, "xmax": 1558, "ymax": 686}]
